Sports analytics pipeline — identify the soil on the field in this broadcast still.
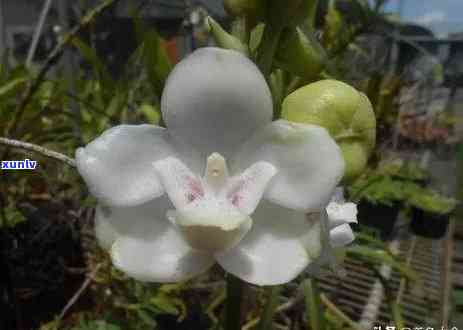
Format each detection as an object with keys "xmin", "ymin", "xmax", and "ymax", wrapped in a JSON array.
[{"xmin": 1, "ymin": 199, "xmax": 92, "ymax": 330}]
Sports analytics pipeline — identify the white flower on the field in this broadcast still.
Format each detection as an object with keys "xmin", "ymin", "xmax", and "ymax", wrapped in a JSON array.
[
  {"xmin": 326, "ymin": 187, "xmax": 357, "ymax": 248},
  {"xmin": 76, "ymin": 47, "xmax": 345, "ymax": 286},
  {"xmin": 306, "ymin": 188, "xmax": 358, "ymax": 275}
]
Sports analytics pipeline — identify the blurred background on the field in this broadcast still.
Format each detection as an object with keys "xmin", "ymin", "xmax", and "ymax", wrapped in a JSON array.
[{"xmin": 0, "ymin": 0, "xmax": 463, "ymax": 329}]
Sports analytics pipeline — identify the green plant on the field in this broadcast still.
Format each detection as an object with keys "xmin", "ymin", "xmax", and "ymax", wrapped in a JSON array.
[
  {"xmin": 404, "ymin": 183, "xmax": 457, "ymax": 215},
  {"xmin": 349, "ymin": 157, "xmax": 433, "ymax": 207},
  {"xmin": 70, "ymin": 319, "xmax": 122, "ymax": 330},
  {"xmin": 377, "ymin": 158, "xmax": 429, "ymax": 183},
  {"xmin": 348, "ymin": 170, "xmax": 405, "ymax": 206}
]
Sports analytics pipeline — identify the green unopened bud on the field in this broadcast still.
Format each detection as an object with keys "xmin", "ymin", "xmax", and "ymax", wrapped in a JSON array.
[
  {"xmin": 281, "ymin": 80, "xmax": 376, "ymax": 182},
  {"xmin": 206, "ymin": 17, "xmax": 249, "ymax": 55},
  {"xmin": 275, "ymin": 27, "xmax": 325, "ymax": 79},
  {"xmin": 224, "ymin": 0, "xmax": 265, "ymax": 19}
]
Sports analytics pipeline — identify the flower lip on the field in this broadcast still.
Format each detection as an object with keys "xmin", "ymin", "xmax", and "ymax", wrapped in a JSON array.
[
  {"xmin": 153, "ymin": 152, "xmax": 277, "ymax": 253},
  {"xmin": 167, "ymin": 194, "xmax": 253, "ymax": 253}
]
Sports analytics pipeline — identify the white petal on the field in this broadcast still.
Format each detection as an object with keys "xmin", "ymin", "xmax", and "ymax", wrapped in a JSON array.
[
  {"xmin": 153, "ymin": 157, "xmax": 204, "ymax": 209},
  {"xmin": 305, "ymin": 211, "xmax": 348, "ymax": 275},
  {"xmin": 226, "ymin": 162, "xmax": 277, "ymax": 215},
  {"xmin": 103, "ymin": 198, "xmax": 214, "ymax": 282},
  {"xmin": 161, "ymin": 47, "xmax": 273, "ymax": 159},
  {"xmin": 94, "ymin": 195, "xmax": 171, "ymax": 250},
  {"xmin": 216, "ymin": 201, "xmax": 320, "ymax": 286},
  {"xmin": 330, "ymin": 224, "xmax": 355, "ymax": 248},
  {"xmin": 232, "ymin": 120, "xmax": 345, "ymax": 212},
  {"xmin": 76, "ymin": 125, "xmax": 199, "ymax": 207},
  {"xmin": 326, "ymin": 202, "xmax": 358, "ymax": 229}
]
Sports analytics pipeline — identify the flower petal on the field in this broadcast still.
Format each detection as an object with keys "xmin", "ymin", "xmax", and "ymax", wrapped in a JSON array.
[
  {"xmin": 161, "ymin": 47, "xmax": 273, "ymax": 158},
  {"xmin": 304, "ymin": 211, "xmax": 337, "ymax": 276},
  {"xmin": 76, "ymin": 125, "xmax": 200, "ymax": 207},
  {"xmin": 100, "ymin": 197, "xmax": 214, "ymax": 282},
  {"xmin": 326, "ymin": 201, "xmax": 358, "ymax": 229},
  {"xmin": 94, "ymin": 195, "xmax": 171, "ymax": 250},
  {"xmin": 216, "ymin": 201, "xmax": 321, "ymax": 286},
  {"xmin": 232, "ymin": 120, "xmax": 344, "ymax": 212},
  {"xmin": 153, "ymin": 157, "xmax": 204, "ymax": 209},
  {"xmin": 329, "ymin": 223, "xmax": 355, "ymax": 248},
  {"xmin": 226, "ymin": 162, "xmax": 277, "ymax": 215}
]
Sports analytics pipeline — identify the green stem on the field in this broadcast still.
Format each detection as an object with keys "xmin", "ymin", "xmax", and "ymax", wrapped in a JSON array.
[
  {"xmin": 320, "ymin": 294, "xmax": 362, "ymax": 330},
  {"xmin": 304, "ymin": 278, "xmax": 325, "ymax": 330},
  {"xmin": 390, "ymin": 300, "xmax": 405, "ymax": 330},
  {"xmin": 256, "ymin": 24, "xmax": 284, "ymax": 77},
  {"xmin": 257, "ymin": 286, "xmax": 281, "ymax": 330},
  {"xmin": 225, "ymin": 274, "xmax": 244, "ymax": 330}
]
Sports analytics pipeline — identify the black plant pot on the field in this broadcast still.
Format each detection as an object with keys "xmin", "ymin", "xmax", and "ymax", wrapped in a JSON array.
[
  {"xmin": 356, "ymin": 201, "xmax": 400, "ymax": 240},
  {"xmin": 409, "ymin": 207, "xmax": 449, "ymax": 239}
]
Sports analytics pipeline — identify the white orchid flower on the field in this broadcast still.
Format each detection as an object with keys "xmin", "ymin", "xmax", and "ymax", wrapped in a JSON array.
[
  {"xmin": 306, "ymin": 188, "xmax": 358, "ymax": 275},
  {"xmin": 76, "ymin": 47, "xmax": 345, "ymax": 286},
  {"xmin": 326, "ymin": 187, "xmax": 358, "ymax": 248}
]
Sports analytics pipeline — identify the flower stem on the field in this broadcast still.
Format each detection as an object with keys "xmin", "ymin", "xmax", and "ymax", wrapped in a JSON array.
[
  {"xmin": 256, "ymin": 286, "xmax": 281, "ymax": 330},
  {"xmin": 256, "ymin": 24, "xmax": 284, "ymax": 77},
  {"xmin": 303, "ymin": 278, "xmax": 326, "ymax": 330},
  {"xmin": 0, "ymin": 137, "xmax": 76, "ymax": 167},
  {"xmin": 225, "ymin": 273, "xmax": 244, "ymax": 330},
  {"xmin": 320, "ymin": 294, "xmax": 362, "ymax": 330}
]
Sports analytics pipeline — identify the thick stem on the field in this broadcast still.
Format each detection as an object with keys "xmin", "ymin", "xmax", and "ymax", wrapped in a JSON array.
[
  {"xmin": 304, "ymin": 278, "xmax": 325, "ymax": 330},
  {"xmin": 256, "ymin": 24, "xmax": 284, "ymax": 77},
  {"xmin": 225, "ymin": 274, "xmax": 244, "ymax": 330},
  {"xmin": 0, "ymin": 137, "xmax": 76, "ymax": 167},
  {"xmin": 257, "ymin": 285, "xmax": 281, "ymax": 330}
]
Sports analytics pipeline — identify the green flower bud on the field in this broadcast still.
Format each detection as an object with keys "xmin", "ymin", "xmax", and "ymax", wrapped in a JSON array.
[
  {"xmin": 281, "ymin": 80, "xmax": 376, "ymax": 182},
  {"xmin": 275, "ymin": 27, "xmax": 326, "ymax": 79},
  {"xmin": 206, "ymin": 17, "xmax": 249, "ymax": 55}
]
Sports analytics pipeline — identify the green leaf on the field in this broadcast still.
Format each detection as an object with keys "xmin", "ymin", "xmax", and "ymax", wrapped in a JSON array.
[
  {"xmin": 149, "ymin": 296, "xmax": 180, "ymax": 315},
  {"xmin": 348, "ymin": 245, "xmax": 418, "ymax": 281},
  {"xmin": 136, "ymin": 309, "xmax": 157, "ymax": 326},
  {"xmin": 141, "ymin": 29, "xmax": 172, "ymax": 96},
  {"xmin": 138, "ymin": 103, "xmax": 161, "ymax": 124},
  {"xmin": 0, "ymin": 77, "xmax": 29, "ymax": 98},
  {"xmin": 71, "ymin": 37, "xmax": 114, "ymax": 90}
]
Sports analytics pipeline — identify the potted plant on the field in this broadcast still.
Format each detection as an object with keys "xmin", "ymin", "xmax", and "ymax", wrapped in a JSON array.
[
  {"xmin": 378, "ymin": 158, "xmax": 430, "ymax": 186},
  {"xmin": 393, "ymin": 161, "xmax": 429, "ymax": 186},
  {"xmin": 404, "ymin": 184, "xmax": 457, "ymax": 239},
  {"xmin": 348, "ymin": 171, "xmax": 406, "ymax": 240}
]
